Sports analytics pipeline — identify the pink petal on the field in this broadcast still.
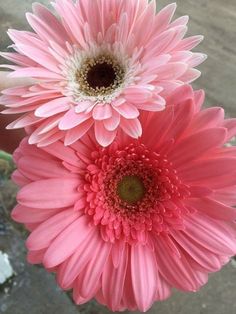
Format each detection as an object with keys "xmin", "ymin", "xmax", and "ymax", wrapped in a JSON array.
[
  {"xmin": 171, "ymin": 230, "xmax": 221, "ymax": 272},
  {"xmin": 92, "ymin": 104, "xmax": 112, "ymax": 120},
  {"xmin": 154, "ymin": 3, "xmax": 177, "ymax": 33},
  {"xmin": 114, "ymin": 102, "xmax": 139, "ymax": 119},
  {"xmin": 26, "ymin": 209, "xmax": 80, "ymax": 250},
  {"xmin": 131, "ymin": 244, "xmax": 157, "ymax": 312},
  {"xmin": 183, "ymin": 213, "xmax": 236, "ymax": 255},
  {"xmin": 76, "ymin": 240, "xmax": 112, "ymax": 299},
  {"xmin": 185, "ymin": 198, "xmax": 236, "ymax": 221},
  {"xmin": 155, "ymin": 236, "xmax": 205, "ymax": 291},
  {"xmin": 17, "ymin": 155, "xmax": 70, "ymax": 180},
  {"xmin": 175, "ymin": 35, "xmax": 204, "ymax": 51},
  {"xmin": 11, "ymin": 204, "xmax": 61, "ymax": 224},
  {"xmin": 103, "ymin": 110, "xmax": 120, "ymax": 131},
  {"xmin": 120, "ymin": 118, "xmax": 142, "ymax": 138},
  {"xmin": 17, "ymin": 178, "xmax": 79, "ymax": 209},
  {"xmin": 7, "ymin": 113, "xmax": 43, "ymax": 129},
  {"xmin": 135, "ymin": 95, "xmax": 165, "ymax": 111},
  {"xmin": 32, "ymin": 2, "xmax": 68, "ymax": 44},
  {"xmin": 179, "ymin": 157, "xmax": 236, "ymax": 184},
  {"xmin": 170, "ymin": 128, "xmax": 227, "ymax": 167},
  {"xmin": 43, "ymin": 215, "xmax": 93, "ymax": 268},
  {"xmin": 190, "ymin": 107, "xmax": 224, "ymax": 133},
  {"xmin": 42, "ymin": 141, "xmax": 81, "ymax": 167},
  {"xmin": 35, "ymin": 97, "xmax": 70, "ymax": 118},
  {"xmin": 9, "ymin": 67, "xmax": 63, "ymax": 80},
  {"xmin": 16, "ymin": 44, "xmax": 60, "ymax": 73},
  {"xmin": 101, "ymin": 246, "xmax": 128, "ymax": 311},
  {"xmin": 95, "ymin": 121, "xmax": 117, "ymax": 147},
  {"xmin": 59, "ymin": 109, "xmax": 91, "ymax": 130},
  {"xmin": 64, "ymin": 119, "xmax": 94, "ymax": 146},
  {"xmin": 26, "ymin": 12, "xmax": 67, "ymax": 46},
  {"xmin": 157, "ymin": 62, "xmax": 188, "ymax": 80},
  {"xmin": 57, "ymin": 228, "xmax": 99, "ymax": 289}
]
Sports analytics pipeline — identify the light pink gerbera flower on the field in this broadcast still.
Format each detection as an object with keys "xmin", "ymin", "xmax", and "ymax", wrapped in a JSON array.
[
  {"xmin": 0, "ymin": 0, "xmax": 206, "ymax": 147},
  {"xmin": 11, "ymin": 85, "xmax": 236, "ymax": 312}
]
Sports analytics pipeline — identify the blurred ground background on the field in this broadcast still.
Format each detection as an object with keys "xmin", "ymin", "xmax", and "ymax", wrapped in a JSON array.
[{"xmin": 0, "ymin": 0, "xmax": 236, "ymax": 313}]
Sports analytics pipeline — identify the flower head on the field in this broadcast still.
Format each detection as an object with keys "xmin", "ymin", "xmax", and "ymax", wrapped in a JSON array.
[
  {"xmin": 12, "ymin": 86, "xmax": 236, "ymax": 311},
  {"xmin": 0, "ymin": 0, "xmax": 206, "ymax": 147}
]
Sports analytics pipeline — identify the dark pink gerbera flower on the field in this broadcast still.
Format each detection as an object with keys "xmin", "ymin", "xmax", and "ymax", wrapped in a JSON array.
[
  {"xmin": 11, "ymin": 85, "xmax": 236, "ymax": 311},
  {"xmin": 0, "ymin": 0, "xmax": 205, "ymax": 147}
]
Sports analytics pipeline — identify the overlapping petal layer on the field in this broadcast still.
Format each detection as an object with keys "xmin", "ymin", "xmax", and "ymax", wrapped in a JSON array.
[{"xmin": 11, "ymin": 86, "xmax": 236, "ymax": 311}]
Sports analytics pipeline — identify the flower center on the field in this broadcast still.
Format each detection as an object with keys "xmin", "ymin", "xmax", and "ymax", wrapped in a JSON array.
[
  {"xmin": 117, "ymin": 175, "xmax": 145, "ymax": 205},
  {"xmin": 76, "ymin": 54, "xmax": 125, "ymax": 97},
  {"xmin": 83, "ymin": 142, "xmax": 191, "ymax": 243}
]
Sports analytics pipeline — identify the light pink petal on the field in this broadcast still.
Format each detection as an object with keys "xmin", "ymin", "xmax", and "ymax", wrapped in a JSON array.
[
  {"xmin": 0, "ymin": 52, "xmax": 36, "ymax": 67},
  {"xmin": 52, "ymin": 0, "xmax": 87, "ymax": 48},
  {"xmin": 92, "ymin": 104, "xmax": 112, "ymax": 120},
  {"xmin": 17, "ymin": 178, "xmax": 79, "ymax": 209},
  {"xmin": 135, "ymin": 95, "xmax": 166, "ymax": 111},
  {"xmin": 114, "ymin": 102, "xmax": 139, "ymax": 119},
  {"xmin": 157, "ymin": 62, "xmax": 188, "ymax": 80},
  {"xmin": 26, "ymin": 12, "xmax": 67, "ymax": 46},
  {"xmin": 95, "ymin": 121, "xmax": 117, "ymax": 147},
  {"xmin": 178, "ymin": 68, "xmax": 201, "ymax": 83},
  {"xmin": 16, "ymin": 44, "xmax": 60, "ymax": 73},
  {"xmin": 188, "ymin": 53, "xmax": 208, "ymax": 67},
  {"xmin": 103, "ymin": 110, "xmax": 120, "ymax": 131},
  {"xmin": 75, "ymin": 101, "xmax": 93, "ymax": 113},
  {"xmin": 6, "ymin": 113, "xmax": 43, "ymax": 129},
  {"xmin": 35, "ymin": 97, "xmax": 70, "ymax": 118},
  {"xmin": 153, "ymin": 3, "xmax": 177, "ymax": 33},
  {"xmin": 124, "ymin": 86, "xmax": 153, "ymax": 103},
  {"xmin": 120, "ymin": 118, "xmax": 142, "ymax": 138},
  {"xmin": 175, "ymin": 35, "xmax": 204, "ymax": 51},
  {"xmin": 59, "ymin": 109, "xmax": 91, "ymax": 130},
  {"xmin": 9, "ymin": 67, "xmax": 63, "ymax": 80},
  {"xmin": 168, "ymin": 15, "xmax": 189, "ymax": 28},
  {"xmin": 32, "ymin": 2, "xmax": 69, "ymax": 44},
  {"xmin": 64, "ymin": 119, "xmax": 94, "ymax": 146}
]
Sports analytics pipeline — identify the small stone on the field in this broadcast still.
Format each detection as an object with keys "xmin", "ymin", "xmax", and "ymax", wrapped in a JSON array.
[{"xmin": 0, "ymin": 251, "xmax": 14, "ymax": 285}]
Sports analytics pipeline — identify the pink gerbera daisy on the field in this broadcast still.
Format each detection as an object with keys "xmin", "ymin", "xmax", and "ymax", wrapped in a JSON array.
[
  {"xmin": 11, "ymin": 85, "xmax": 236, "ymax": 311},
  {"xmin": 0, "ymin": 0, "xmax": 206, "ymax": 147}
]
